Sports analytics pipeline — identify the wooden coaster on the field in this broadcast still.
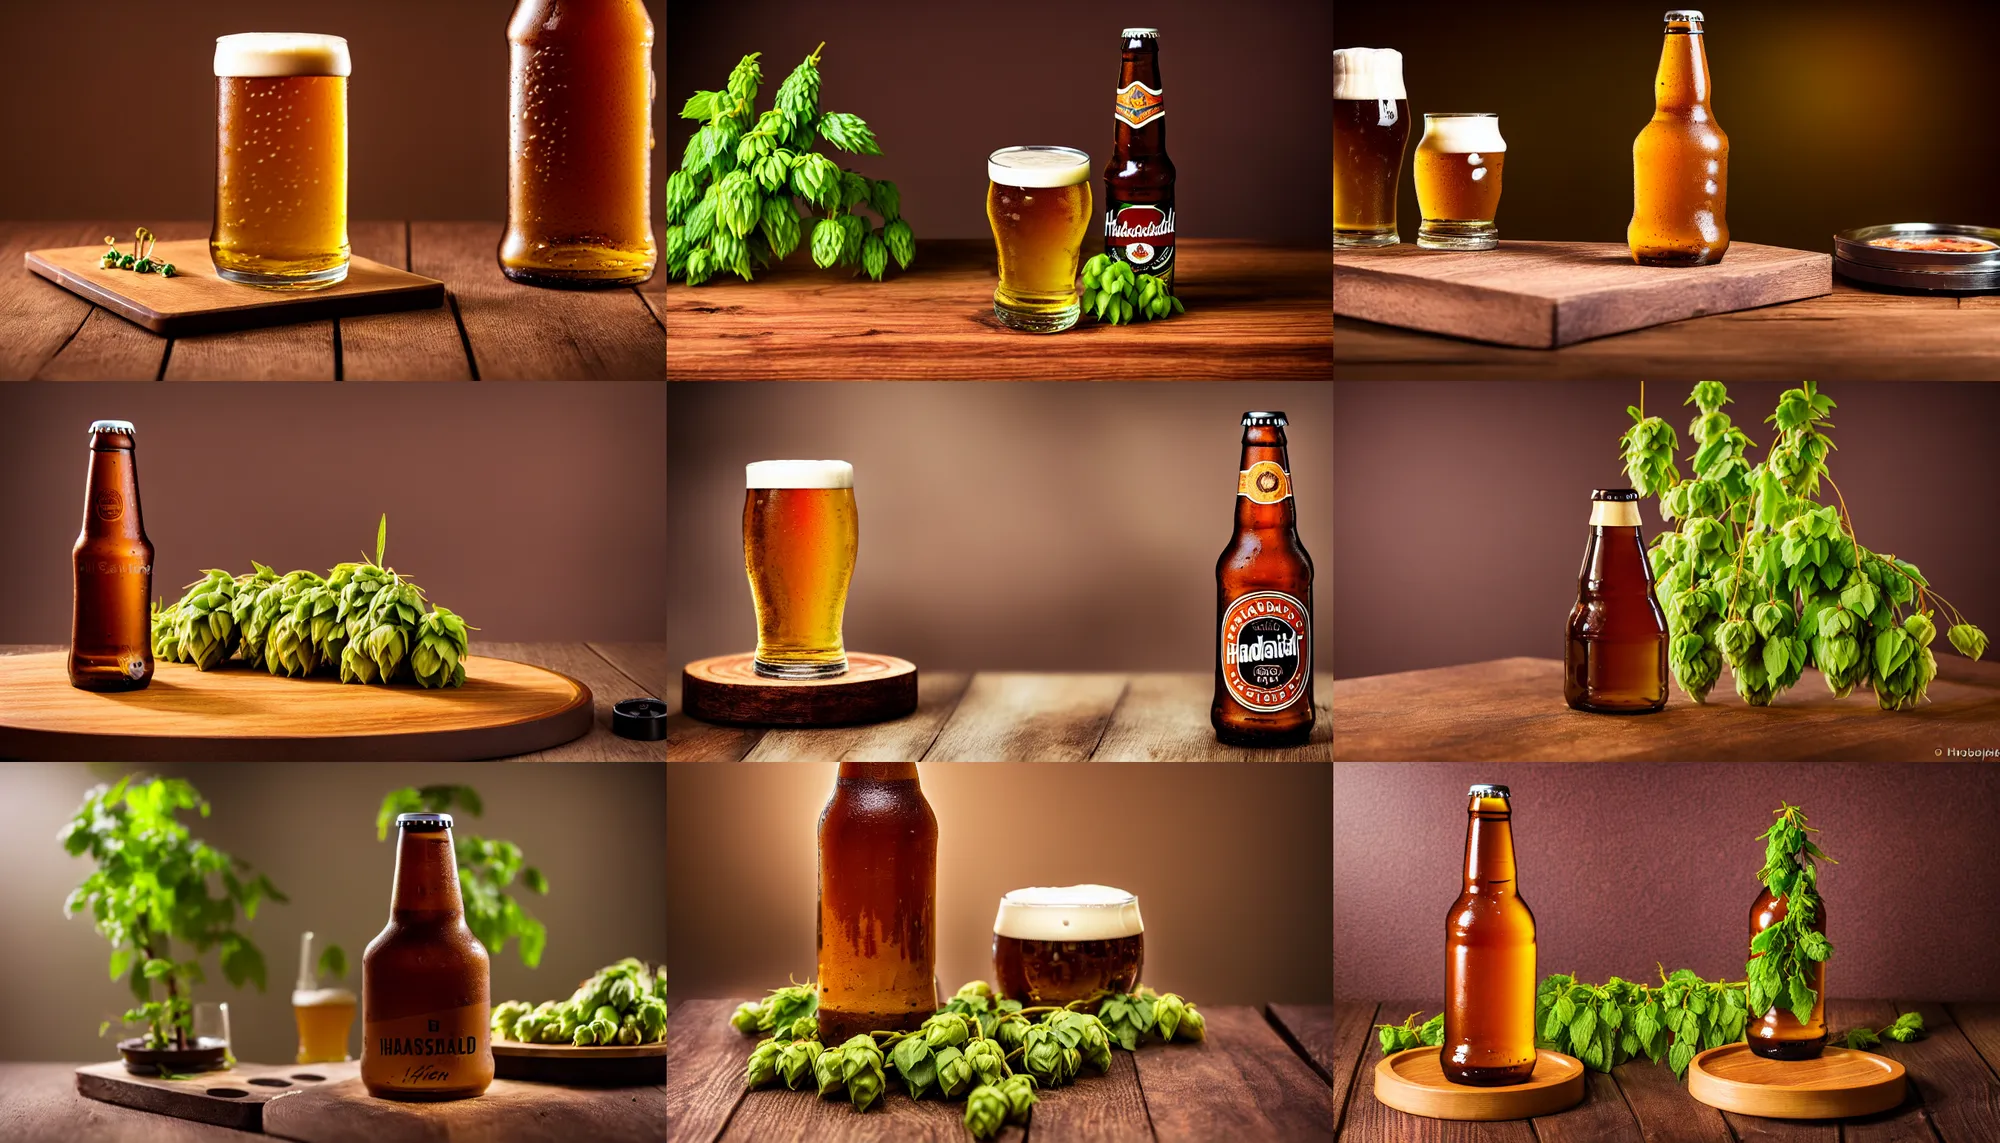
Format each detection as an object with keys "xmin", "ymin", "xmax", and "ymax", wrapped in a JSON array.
[
  {"xmin": 493, "ymin": 1038, "xmax": 666, "ymax": 1086},
  {"xmin": 680, "ymin": 652, "xmax": 918, "ymax": 727},
  {"xmin": 77, "ymin": 1059, "xmax": 359, "ymax": 1131},
  {"xmin": 1686, "ymin": 1042, "xmax": 1906, "ymax": 1119},
  {"xmin": 1374, "ymin": 1048, "xmax": 1586, "ymax": 1121},
  {"xmin": 25, "ymin": 238, "xmax": 445, "ymax": 336},
  {"xmin": 0, "ymin": 651, "xmax": 592, "ymax": 761}
]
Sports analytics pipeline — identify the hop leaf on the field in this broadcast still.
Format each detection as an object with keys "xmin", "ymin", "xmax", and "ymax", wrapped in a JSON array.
[
  {"xmin": 680, "ymin": 90, "xmax": 718, "ymax": 122},
  {"xmin": 818, "ymin": 111, "xmax": 881, "ymax": 155},
  {"xmin": 869, "ymin": 178, "xmax": 901, "ymax": 222}
]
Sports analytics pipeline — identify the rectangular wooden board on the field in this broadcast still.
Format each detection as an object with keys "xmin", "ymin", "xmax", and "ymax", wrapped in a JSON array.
[
  {"xmin": 1333, "ymin": 240, "xmax": 1831, "ymax": 347},
  {"xmin": 76, "ymin": 1058, "xmax": 360, "ymax": 1132},
  {"xmin": 26, "ymin": 238, "xmax": 445, "ymax": 337},
  {"xmin": 261, "ymin": 1075, "xmax": 663, "ymax": 1143}
]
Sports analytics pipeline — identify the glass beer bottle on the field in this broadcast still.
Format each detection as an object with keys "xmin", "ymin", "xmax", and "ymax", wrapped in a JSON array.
[
  {"xmin": 817, "ymin": 762, "xmax": 938, "ymax": 1044},
  {"xmin": 1747, "ymin": 887, "xmax": 1827, "ymax": 1059},
  {"xmin": 1628, "ymin": 10, "xmax": 1730, "ymax": 266},
  {"xmin": 1565, "ymin": 489, "xmax": 1669, "ymax": 713},
  {"xmin": 1444, "ymin": 784, "xmax": 1537, "ymax": 1086},
  {"xmin": 70, "ymin": 420, "xmax": 154, "ymax": 691}
]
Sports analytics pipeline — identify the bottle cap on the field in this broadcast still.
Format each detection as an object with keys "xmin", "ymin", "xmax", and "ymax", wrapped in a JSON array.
[
  {"xmin": 1122, "ymin": 28, "xmax": 1159, "ymax": 38},
  {"xmin": 1467, "ymin": 783, "xmax": 1511, "ymax": 798},
  {"xmin": 395, "ymin": 812, "xmax": 452, "ymax": 831},
  {"xmin": 1666, "ymin": 10, "xmax": 1705, "ymax": 22},
  {"xmin": 1591, "ymin": 488, "xmax": 1640, "ymax": 501},
  {"xmin": 613, "ymin": 698, "xmax": 667, "ymax": 740},
  {"xmin": 1241, "ymin": 411, "xmax": 1289, "ymax": 426},
  {"xmin": 88, "ymin": 419, "xmax": 137, "ymax": 434}
]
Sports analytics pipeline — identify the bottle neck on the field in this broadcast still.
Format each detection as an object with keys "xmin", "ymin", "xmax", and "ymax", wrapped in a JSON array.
[
  {"xmin": 1464, "ymin": 798, "xmax": 1519, "ymax": 890},
  {"xmin": 1580, "ymin": 525, "xmax": 1654, "ymax": 588},
  {"xmin": 390, "ymin": 829, "xmax": 464, "ymax": 921},
  {"xmin": 1655, "ymin": 25, "xmax": 1712, "ymax": 112},
  {"xmin": 1235, "ymin": 429, "xmax": 1296, "ymax": 531},
  {"xmin": 837, "ymin": 761, "xmax": 920, "ymax": 784},
  {"xmin": 82, "ymin": 447, "xmax": 144, "ymax": 541},
  {"xmin": 1115, "ymin": 50, "xmax": 1166, "ymax": 156}
]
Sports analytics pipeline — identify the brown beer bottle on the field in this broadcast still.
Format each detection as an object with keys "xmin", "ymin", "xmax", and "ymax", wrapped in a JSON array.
[
  {"xmin": 1629, "ymin": 10, "xmax": 1730, "ymax": 266},
  {"xmin": 70, "ymin": 420, "xmax": 154, "ymax": 692},
  {"xmin": 1747, "ymin": 887, "xmax": 1827, "ymax": 1060},
  {"xmin": 1444, "ymin": 785, "xmax": 1537, "ymax": 1086},
  {"xmin": 1213, "ymin": 412, "xmax": 1315, "ymax": 747},
  {"xmin": 1565, "ymin": 489, "xmax": 1669, "ymax": 714},
  {"xmin": 362, "ymin": 813, "xmax": 494, "ymax": 1101},
  {"xmin": 1104, "ymin": 28, "xmax": 1176, "ymax": 292},
  {"xmin": 817, "ymin": 762, "xmax": 938, "ymax": 1044}
]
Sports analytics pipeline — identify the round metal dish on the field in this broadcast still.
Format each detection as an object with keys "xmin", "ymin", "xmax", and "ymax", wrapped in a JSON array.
[{"xmin": 1834, "ymin": 223, "xmax": 2000, "ymax": 293}]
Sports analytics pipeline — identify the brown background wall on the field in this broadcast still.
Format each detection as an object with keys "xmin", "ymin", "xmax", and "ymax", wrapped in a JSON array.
[
  {"xmin": 0, "ymin": 383, "xmax": 666, "ymax": 644},
  {"xmin": 1331, "ymin": 381, "xmax": 2000, "ymax": 679},
  {"xmin": 667, "ymin": 381, "xmax": 1332, "ymax": 673},
  {"xmin": 667, "ymin": 0, "xmax": 1334, "ymax": 241},
  {"xmin": 0, "ymin": 0, "xmax": 667, "ymax": 221},
  {"xmin": 1334, "ymin": 762, "xmax": 2000, "ymax": 1003},
  {"xmin": 0, "ymin": 761, "xmax": 666, "ymax": 1064},
  {"xmin": 667, "ymin": 761, "xmax": 1332, "ymax": 1006},
  {"xmin": 1336, "ymin": 0, "xmax": 2000, "ymax": 255}
]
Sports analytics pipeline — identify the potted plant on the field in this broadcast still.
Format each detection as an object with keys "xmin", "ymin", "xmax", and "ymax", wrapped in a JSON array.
[{"xmin": 62, "ymin": 776, "xmax": 286, "ymax": 1075}]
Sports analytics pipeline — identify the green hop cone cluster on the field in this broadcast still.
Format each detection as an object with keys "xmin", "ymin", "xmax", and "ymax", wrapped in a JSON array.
[
  {"xmin": 162, "ymin": 569, "xmax": 242, "ymax": 671},
  {"xmin": 1096, "ymin": 987, "xmax": 1206, "ymax": 1050},
  {"xmin": 1375, "ymin": 1010, "xmax": 1445, "ymax": 1054},
  {"xmin": 964, "ymin": 1074, "xmax": 1039, "ymax": 1140},
  {"xmin": 668, "ymin": 45, "xmax": 913, "ymax": 285},
  {"xmin": 731, "ymin": 981, "xmax": 819, "ymax": 1035},
  {"xmin": 812, "ymin": 1034, "xmax": 888, "ymax": 1111},
  {"xmin": 1081, "ymin": 254, "xmax": 1183, "ymax": 324},
  {"xmin": 493, "ymin": 958, "xmax": 668, "ymax": 1047},
  {"xmin": 940, "ymin": 979, "xmax": 1022, "ymax": 1040}
]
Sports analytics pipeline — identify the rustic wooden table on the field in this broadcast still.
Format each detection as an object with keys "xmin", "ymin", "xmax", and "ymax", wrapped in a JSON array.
[
  {"xmin": 0, "ymin": 642, "xmax": 667, "ymax": 761},
  {"xmin": 665, "ymin": 239, "xmax": 1332, "ymax": 380},
  {"xmin": 1, "ymin": 221, "xmax": 663, "ymax": 380},
  {"xmin": 668, "ymin": 998, "xmax": 1335, "ymax": 1142},
  {"xmin": 668, "ymin": 671, "xmax": 1332, "ymax": 762},
  {"xmin": 1334, "ymin": 657, "xmax": 2000, "ymax": 762},
  {"xmin": 1333, "ymin": 284, "xmax": 2000, "ymax": 380},
  {"xmin": 1332, "ymin": 999, "xmax": 2000, "ymax": 1142}
]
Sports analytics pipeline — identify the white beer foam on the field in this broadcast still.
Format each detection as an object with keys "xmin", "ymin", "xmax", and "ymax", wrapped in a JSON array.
[
  {"xmin": 745, "ymin": 460, "xmax": 854, "ymax": 489},
  {"xmin": 995, "ymin": 885, "xmax": 1144, "ymax": 942},
  {"xmin": 1333, "ymin": 48, "xmax": 1406, "ymax": 101},
  {"xmin": 292, "ymin": 988, "xmax": 356, "ymax": 1006},
  {"xmin": 987, "ymin": 147, "xmax": 1091, "ymax": 188},
  {"xmin": 1423, "ymin": 115, "xmax": 1506, "ymax": 153},
  {"xmin": 215, "ymin": 33, "xmax": 352, "ymax": 78}
]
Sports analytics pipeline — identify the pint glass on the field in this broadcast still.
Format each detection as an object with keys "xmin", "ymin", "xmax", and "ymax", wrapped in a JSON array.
[
  {"xmin": 987, "ymin": 146, "xmax": 1092, "ymax": 333},
  {"xmin": 1333, "ymin": 48, "xmax": 1410, "ymax": 247},
  {"xmin": 1415, "ymin": 113, "xmax": 1506, "ymax": 251},
  {"xmin": 744, "ymin": 460, "xmax": 857, "ymax": 679},
  {"xmin": 294, "ymin": 987, "xmax": 357, "ymax": 1063},
  {"xmin": 992, "ymin": 885, "xmax": 1145, "ymax": 1006},
  {"xmin": 211, "ymin": 33, "xmax": 351, "ymax": 289}
]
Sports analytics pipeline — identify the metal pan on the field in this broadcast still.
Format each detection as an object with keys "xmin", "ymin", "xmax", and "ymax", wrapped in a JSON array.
[{"xmin": 1834, "ymin": 223, "xmax": 2000, "ymax": 292}]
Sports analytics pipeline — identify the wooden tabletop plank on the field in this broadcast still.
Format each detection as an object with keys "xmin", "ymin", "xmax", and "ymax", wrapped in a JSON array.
[
  {"xmin": 163, "ymin": 316, "xmax": 337, "ymax": 381},
  {"xmin": 1950, "ymin": 1004, "xmax": 2000, "ymax": 1081},
  {"xmin": 1885, "ymin": 1002, "xmax": 2000, "ymax": 1143},
  {"xmin": 1327, "ymin": 1002, "xmax": 1379, "ymax": 1135},
  {"xmin": 590, "ymin": 642, "xmax": 669, "ymax": 702},
  {"xmin": 0, "ymin": 1062, "xmax": 266, "ymax": 1143},
  {"xmin": 1811, "ymin": 1000, "xmax": 1934, "ymax": 1143},
  {"xmin": 260, "ymin": 1075, "xmax": 662, "ymax": 1143},
  {"xmin": 665, "ymin": 673, "xmax": 766, "ymax": 762},
  {"xmin": 1334, "ymin": 657, "xmax": 2000, "ymax": 762},
  {"xmin": 1268, "ymin": 1005, "xmax": 1339, "ymax": 1086},
  {"xmin": 4, "ymin": 221, "xmax": 201, "ymax": 380},
  {"xmin": 921, "ymin": 673, "xmax": 1127, "ymax": 762},
  {"xmin": 1338, "ymin": 998, "xmax": 1532, "ymax": 1143},
  {"xmin": 340, "ymin": 220, "xmax": 474, "ymax": 381},
  {"xmin": 480, "ymin": 642, "xmax": 666, "ymax": 761},
  {"xmin": 740, "ymin": 671, "xmax": 971, "ymax": 762},
  {"xmin": 720, "ymin": 1085, "xmax": 984, "ymax": 1142},
  {"xmin": 1091, "ymin": 673, "xmax": 1331, "ymax": 761},
  {"xmin": 1534, "ymin": 1068, "xmax": 1644, "ymax": 1143},
  {"xmin": 665, "ymin": 999, "xmax": 751, "ymax": 1143},
  {"xmin": 1026, "ymin": 1045, "xmax": 1150, "ymax": 1143},
  {"xmin": 666, "ymin": 239, "xmax": 1331, "ymax": 381},
  {"xmin": 417, "ymin": 221, "xmax": 662, "ymax": 381},
  {"xmin": 1135, "ymin": 1005, "xmax": 1333, "ymax": 1143},
  {"xmin": 1609, "ymin": 1055, "xmax": 1732, "ymax": 1143}
]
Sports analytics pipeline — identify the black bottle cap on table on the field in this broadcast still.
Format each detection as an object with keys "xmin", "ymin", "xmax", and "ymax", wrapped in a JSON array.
[{"xmin": 613, "ymin": 698, "xmax": 667, "ymax": 740}]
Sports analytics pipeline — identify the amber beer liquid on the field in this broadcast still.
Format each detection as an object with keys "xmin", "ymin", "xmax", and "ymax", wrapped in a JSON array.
[
  {"xmin": 70, "ymin": 421, "xmax": 154, "ymax": 692},
  {"xmin": 1105, "ymin": 28, "xmax": 1175, "ymax": 291},
  {"xmin": 294, "ymin": 988, "xmax": 357, "ymax": 1064},
  {"xmin": 362, "ymin": 813, "xmax": 493, "ymax": 1101},
  {"xmin": 211, "ymin": 34, "xmax": 352, "ymax": 289},
  {"xmin": 1444, "ymin": 785, "xmax": 1537, "ymax": 1086},
  {"xmin": 1565, "ymin": 489, "xmax": 1669, "ymax": 713},
  {"xmin": 1213, "ymin": 412, "xmax": 1315, "ymax": 747},
  {"xmin": 818, "ymin": 762, "xmax": 937, "ymax": 1044},
  {"xmin": 1629, "ymin": 10, "xmax": 1730, "ymax": 266},
  {"xmin": 992, "ymin": 885, "xmax": 1144, "ymax": 1006},
  {"xmin": 1748, "ymin": 888, "xmax": 1827, "ymax": 1059}
]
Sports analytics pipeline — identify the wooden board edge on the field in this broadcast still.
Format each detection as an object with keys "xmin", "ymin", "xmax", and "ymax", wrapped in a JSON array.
[
  {"xmin": 1552, "ymin": 252, "xmax": 1835, "ymax": 346},
  {"xmin": 26, "ymin": 251, "xmax": 170, "ymax": 333},
  {"xmin": 680, "ymin": 663, "xmax": 921, "ymax": 728},
  {"xmin": 1332, "ymin": 261, "xmax": 1557, "ymax": 348},
  {"xmin": 76, "ymin": 1065, "xmax": 265, "ymax": 1132}
]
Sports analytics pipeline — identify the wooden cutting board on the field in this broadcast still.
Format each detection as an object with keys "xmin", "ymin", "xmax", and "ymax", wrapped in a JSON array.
[
  {"xmin": 1373, "ymin": 1047, "xmax": 1585, "ymax": 1120},
  {"xmin": 0, "ymin": 651, "xmax": 593, "ymax": 761},
  {"xmin": 25, "ymin": 238, "xmax": 445, "ymax": 336},
  {"xmin": 76, "ymin": 1058, "xmax": 360, "ymax": 1132},
  {"xmin": 261, "ymin": 1075, "xmax": 664, "ymax": 1143},
  {"xmin": 493, "ymin": 1039, "xmax": 666, "ymax": 1087},
  {"xmin": 1333, "ymin": 240, "xmax": 1831, "ymax": 347}
]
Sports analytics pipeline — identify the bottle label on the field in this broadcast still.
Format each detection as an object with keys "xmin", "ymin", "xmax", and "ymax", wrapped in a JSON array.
[
  {"xmin": 365, "ymin": 1004, "xmax": 488, "ymax": 1090},
  {"xmin": 1114, "ymin": 81, "xmax": 1165, "ymax": 128},
  {"xmin": 1106, "ymin": 203, "xmax": 1175, "ymax": 277},
  {"xmin": 1588, "ymin": 501, "xmax": 1642, "ymax": 527},
  {"xmin": 1238, "ymin": 461, "xmax": 1292, "ymax": 504},
  {"xmin": 94, "ymin": 489, "xmax": 125, "ymax": 523},
  {"xmin": 1221, "ymin": 591, "xmax": 1311, "ymax": 712}
]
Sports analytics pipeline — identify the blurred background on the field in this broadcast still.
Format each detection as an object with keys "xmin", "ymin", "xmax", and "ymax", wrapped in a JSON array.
[
  {"xmin": 668, "ymin": 381, "xmax": 1332, "ymax": 673},
  {"xmin": 667, "ymin": 761, "xmax": 1331, "ymax": 1006},
  {"xmin": 1335, "ymin": 762, "xmax": 2000, "ymax": 1001},
  {"xmin": 0, "ymin": 382, "xmax": 666, "ymax": 644},
  {"xmin": 0, "ymin": 761, "xmax": 665, "ymax": 1063},
  {"xmin": 1332, "ymin": 380, "xmax": 2000, "ymax": 678},
  {"xmin": 668, "ymin": 0, "xmax": 1333, "ymax": 241},
  {"xmin": 0, "ymin": 0, "xmax": 666, "ymax": 221},
  {"xmin": 1337, "ymin": 0, "xmax": 2000, "ymax": 253}
]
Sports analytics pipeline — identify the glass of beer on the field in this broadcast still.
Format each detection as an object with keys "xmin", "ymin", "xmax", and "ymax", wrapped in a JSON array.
[
  {"xmin": 1415, "ymin": 113, "xmax": 1506, "ymax": 251},
  {"xmin": 986, "ymin": 146, "xmax": 1093, "ymax": 333},
  {"xmin": 294, "ymin": 986, "xmax": 357, "ymax": 1064},
  {"xmin": 211, "ymin": 33, "xmax": 351, "ymax": 289},
  {"xmin": 1333, "ymin": 48, "xmax": 1410, "ymax": 247},
  {"xmin": 744, "ymin": 460, "xmax": 858, "ymax": 679},
  {"xmin": 992, "ymin": 885, "xmax": 1145, "ymax": 1006}
]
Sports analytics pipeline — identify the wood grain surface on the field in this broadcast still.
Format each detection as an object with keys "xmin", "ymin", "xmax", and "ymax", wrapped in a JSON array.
[
  {"xmin": 0, "ymin": 1062, "xmax": 266, "ymax": 1143},
  {"xmin": 1333, "ymin": 657, "xmax": 2000, "ymax": 762},
  {"xmin": 0, "ymin": 221, "xmax": 662, "ymax": 381},
  {"xmin": 670, "ymin": 671, "xmax": 1330, "ymax": 762},
  {"xmin": 1332, "ymin": 241, "xmax": 1830, "ymax": 348},
  {"xmin": 1373, "ymin": 1048, "xmax": 1584, "ymax": 1121},
  {"xmin": 665, "ymin": 239, "xmax": 1331, "ymax": 381},
  {"xmin": 680, "ymin": 652, "xmax": 918, "ymax": 726},
  {"xmin": 1686, "ymin": 1043, "xmax": 1905, "ymax": 1119},
  {"xmin": 74, "ymin": 1059, "xmax": 359, "ymax": 1133},
  {"xmin": 258, "ymin": 1075, "xmax": 664, "ymax": 1143},
  {"xmin": 1334, "ymin": 281, "xmax": 2000, "ymax": 380}
]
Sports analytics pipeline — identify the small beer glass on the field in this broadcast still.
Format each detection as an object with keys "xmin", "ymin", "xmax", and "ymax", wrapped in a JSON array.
[
  {"xmin": 986, "ymin": 146, "xmax": 1093, "ymax": 332},
  {"xmin": 1414, "ymin": 113, "xmax": 1507, "ymax": 251}
]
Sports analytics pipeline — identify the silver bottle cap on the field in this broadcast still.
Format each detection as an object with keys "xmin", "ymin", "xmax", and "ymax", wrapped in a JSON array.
[
  {"xmin": 1467, "ymin": 784, "xmax": 1511, "ymax": 798},
  {"xmin": 88, "ymin": 420, "xmax": 137, "ymax": 434}
]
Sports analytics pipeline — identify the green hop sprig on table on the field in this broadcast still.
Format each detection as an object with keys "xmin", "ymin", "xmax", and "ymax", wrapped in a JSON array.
[
  {"xmin": 1840, "ymin": 1011, "xmax": 1924, "ymax": 1049},
  {"xmin": 1081, "ymin": 254, "xmax": 1183, "ymax": 324},
  {"xmin": 731, "ymin": 981, "xmax": 819, "ymax": 1034},
  {"xmin": 964, "ymin": 1074, "xmax": 1039, "ymax": 1140},
  {"xmin": 101, "ymin": 227, "xmax": 177, "ymax": 276},
  {"xmin": 1375, "ymin": 1010, "xmax": 1444, "ymax": 1054},
  {"xmin": 1096, "ymin": 986, "xmax": 1206, "ymax": 1050}
]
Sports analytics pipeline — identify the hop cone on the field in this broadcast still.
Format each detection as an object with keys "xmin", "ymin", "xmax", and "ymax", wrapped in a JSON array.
[
  {"xmin": 264, "ymin": 571, "xmax": 328, "ymax": 677},
  {"xmin": 411, "ymin": 605, "xmax": 471, "ymax": 689},
  {"xmin": 230, "ymin": 563, "xmax": 281, "ymax": 670},
  {"xmin": 150, "ymin": 600, "xmax": 184, "ymax": 662},
  {"xmin": 171, "ymin": 569, "xmax": 242, "ymax": 671},
  {"xmin": 342, "ymin": 579, "xmax": 422, "ymax": 685}
]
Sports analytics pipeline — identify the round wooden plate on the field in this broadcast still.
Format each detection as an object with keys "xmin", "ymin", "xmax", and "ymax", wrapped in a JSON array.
[
  {"xmin": 0, "ymin": 651, "xmax": 593, "ymax": 761},
  {"xmin": 681, "ymin": 651, "xmax": 918, "ymax": 726},
  {"xmin": 1687, "ymin": 1043, "xmax": 1906, "ymax": 1119},
  {"xmin": 1374, "ymin": 1048, "xmax": 1586, "ymax": 1121},
  {"xmin": 492, "ymin": 1039, "xmax": 666, "ymax": 1087}
]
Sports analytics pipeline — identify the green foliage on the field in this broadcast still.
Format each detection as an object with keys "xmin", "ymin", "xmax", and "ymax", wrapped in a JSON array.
[
  {"xmin": 1375, "ymin": 1010, "xmax": 1445, "ymax": 1054},
  {"xmin": 62, "ymin": 777, "xmax": 285, "ymax": 1050},
  {"xmin": 1840, "ymin": 1011, "xmax": 1924, "ymax": 1049},
  {"xmin": 376, "ymin": 785, "xmax": 548, "ymax": 968},
  {"xmin": 493, "ymin": 958, "xmax": 666, "ymax": 1047},
  {"xmin": 1082, "ymin": 254, "xmax": 1184, "ymax": 324},
  {"xmin": 1747, "ymin": 804, "xmax": 1834, "ymax": 1032}
]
